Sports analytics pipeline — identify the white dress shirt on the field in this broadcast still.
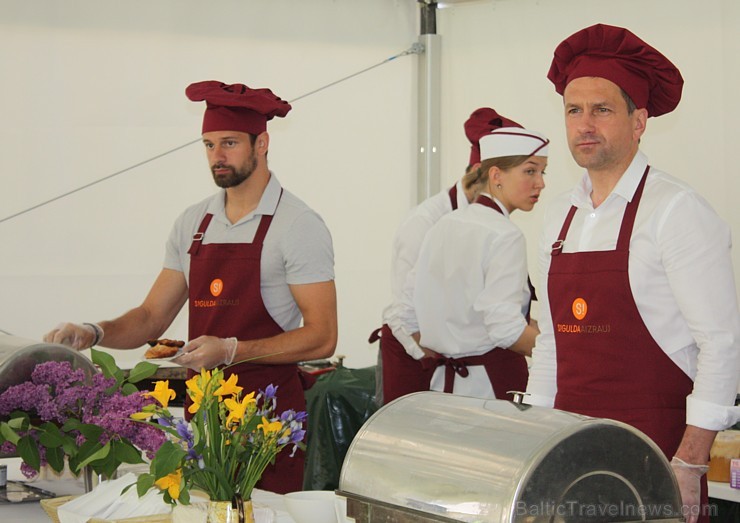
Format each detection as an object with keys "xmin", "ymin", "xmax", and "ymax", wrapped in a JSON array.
[
  {"xmin": 399, "ymin": 194, "xmax": 531, "ymax": 397},
  {"xmin": 383, "ymin": 181, "xmax": 469, "ymax": 359},
  {"xmin": 526, "ymin": 150, "xmax": 740, "ymax": 430}
]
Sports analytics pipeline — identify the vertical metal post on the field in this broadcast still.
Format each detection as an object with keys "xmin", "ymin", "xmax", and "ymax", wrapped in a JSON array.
[{"xmin": 417, "ymin": 2, "xmax": 441, "ymax": 204}]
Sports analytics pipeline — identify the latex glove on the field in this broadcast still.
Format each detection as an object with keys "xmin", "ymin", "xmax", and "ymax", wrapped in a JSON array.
[
  {"xmin": 176, "ymin": 335, "xmax": 238, "ymax": 371},
  {"xmin": 43, "ymin": 322, "xmax": 102, "ymax": 350},
  {"xmin": 670, "ymin": 456, "xmax": 709, "ymax": 523}
]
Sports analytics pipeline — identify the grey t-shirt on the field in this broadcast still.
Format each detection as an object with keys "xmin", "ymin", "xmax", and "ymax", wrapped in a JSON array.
[{"xmin": 164, "ymin": 173, "xmax": 335, "ymax": 331}]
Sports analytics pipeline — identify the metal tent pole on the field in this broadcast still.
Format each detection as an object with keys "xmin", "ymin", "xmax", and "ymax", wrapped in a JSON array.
[{"xmin": 416, "ymin": 1, "xmax": 442, "ymax": 204}]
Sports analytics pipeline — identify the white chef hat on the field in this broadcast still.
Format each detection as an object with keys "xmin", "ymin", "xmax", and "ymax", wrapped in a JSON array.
[{"xmin": 479, "ymin": 127, "xmax": 549, "ymax": 161}]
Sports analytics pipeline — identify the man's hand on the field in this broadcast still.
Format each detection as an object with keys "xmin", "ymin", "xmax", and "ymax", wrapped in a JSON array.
[
  {"xmin": 43, "ymin": 322, "xmax": 101, "ymax": 350},
  {"xmin": 176, "ymin": 335, "xmax": 237, "ymax": 371},
  {"xmin": 670, "ymin": 456, "xmax": 709, "ymax": 523}
]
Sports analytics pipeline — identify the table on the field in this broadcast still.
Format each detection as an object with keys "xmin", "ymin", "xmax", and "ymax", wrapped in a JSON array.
[
  {"xmin": 709, "ymin": 480, "xmax": 740, "ymax": 503},
  {"xmin": 0, "ymin": 457, "xmax": 298, "ymax": 523}
]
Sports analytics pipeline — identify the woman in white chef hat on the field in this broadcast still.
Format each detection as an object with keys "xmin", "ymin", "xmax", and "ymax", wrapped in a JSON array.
[{"xmin": 398, "ymin": 118, "xmax": 549, "ymax": 399}]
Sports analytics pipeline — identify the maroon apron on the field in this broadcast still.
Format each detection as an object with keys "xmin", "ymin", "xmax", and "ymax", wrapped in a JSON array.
[
  {"xmin": 424, "ymin": 194, "xmax": 530, "ymax": 400},
  {"xmin": 549, "ymin": 167, "xmax": 708, "ymax": 520},
  {"xmin": 186, "ymin": 197, "xmax": 305, "ymax": 494},
  {"xmin": 375, "ymin": 185, "xmax": 461, "ymax": 404}
]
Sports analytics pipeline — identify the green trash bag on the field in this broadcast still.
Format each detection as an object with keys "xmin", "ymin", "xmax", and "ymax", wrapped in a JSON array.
[{"xmin": 303, "ymin": 365, "xmax": 379, "ymax": 491}]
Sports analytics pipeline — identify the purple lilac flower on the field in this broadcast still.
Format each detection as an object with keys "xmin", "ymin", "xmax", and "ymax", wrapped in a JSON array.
[
  {"xmin": 31, "ymin": 361, "xmax": 85, "ymax": 389},
  {"xmin": 0, "ymin": 382, "xmax": 46, "ymax": 416},
  {"xmin": 1, "ymin": 360, "xmax": 169, "ymax": 469}
]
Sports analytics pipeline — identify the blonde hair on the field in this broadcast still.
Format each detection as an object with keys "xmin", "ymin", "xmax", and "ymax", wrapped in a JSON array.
[{"xmin": 467, "ymin": 155, "xmax": 532, "ymax": 187}]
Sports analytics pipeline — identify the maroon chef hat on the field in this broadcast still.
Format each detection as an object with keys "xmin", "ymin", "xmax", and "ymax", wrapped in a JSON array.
[
  {"xmin": 186, "ymin": 81, "xmax": 292, "ymax": 135},
  {"xmin": 547, "ymin": 24, "xmax": 683, "ymax": 117},
  {"xmin": 464, "ymin": 108, "xmax": 522, "ymax": 165}
]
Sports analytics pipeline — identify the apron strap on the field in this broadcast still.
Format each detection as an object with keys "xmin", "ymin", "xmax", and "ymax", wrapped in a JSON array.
[
  {"xmin": 616, "ymin": 165, "xmax": 650, "ymax": 251},
  {"xmin": 551, "ymin": 206, "xmax": 577, "ymax": 256},
  {"xmin": 448, "ymin": 184, "xmax": 459, "ymax": 210},
  {"xmin": 187, "ymin": 213, "xmax": 214, "ymax": 256},
  {"xmin": 474, "ymin": 194, "xmax": 504, "ymax": 214},
  {"xmin": 368, "ymin": 327, "xmax": 382, "ymax": 344},
  {"xmin": 251, "ymin": 189, "xmax": 284, "ymax": 246}
]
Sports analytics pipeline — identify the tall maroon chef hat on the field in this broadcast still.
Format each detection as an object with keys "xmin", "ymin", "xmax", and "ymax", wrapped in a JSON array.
[
  {"xmin": 464, "ymin": 107, "xmax": 522, "ymax": 165},
  {"xmin": 547, "ymin": 24, "xmax": 683, "ymax": 117},
  {"xmin": 186, "ymin": 81, "xmax": 292, "ymax": 135}
]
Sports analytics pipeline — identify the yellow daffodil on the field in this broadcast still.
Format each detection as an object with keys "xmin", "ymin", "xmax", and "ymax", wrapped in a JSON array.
[
  {"xmin": 214, "ymin": 374, "xmax": 243, "ymax": 401},
  {"xmin": 185, "ymin": 373, "xmax": 207, "ymax": 414},
  {"xmin": 258, "ymin": 416, "xmax": 283, "ymax": 436},
  {"xmin": 154, "ymin": 468, "xmax": 182, "ymax": 500},
  {"xmin": 146, "ymin": 380, "xmax": 176, "ymax": 408},
  {"xmin": 224, "ymin": 392, "xmax": 256, "ymax": 427}
]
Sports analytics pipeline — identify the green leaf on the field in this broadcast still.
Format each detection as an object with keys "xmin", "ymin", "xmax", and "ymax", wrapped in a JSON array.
[
  {"xmin": 121, "ymin": 383, "xmax": 139, "ymax": 396},
  {"xmin": 62, "ymin": 418, "xmax": 82, "ymax": 432},
  {"xmin": 38, "ymin": 423, "xmax": 66, "ymax": 448},
  {"xmin": 178, "ymin": 486, "xmax": 190, "ymax": 505},
  {"xmin": 91, "ymin": 348, "xmax": 121, "ymax": 379},
  {"xmin": 152, "ymin": 441, "xmax": 187, "ymax": 478},
  {"xmin": 113, "ymin": 439, "xmax": 145, "ymax": 465},
  {"xmin": 62, "ymin": 437, "xmax": 78, "ymax": 456},
  {"xmin": 96, "ymin": 454, "xmax": 120, "ymax": 479},
  {"xmin": 137, "ymin": 473, "xmax": 155, "ymax": 497},
  {"xmin": 76, "ymin": 441, "xmax": 111, "ymax": 469},
  {"xmin": 127, "ymin": 361, "xmax": 159, "ymax": 383},
  {"xmin": 8, "ymin": 413, "xmax": 29, "ymax": 430},
  {"xmin": 45, "ymin": 446, "xmax": 65, "ymax": 473},
  {"xmin": 0, "ymin": 422, "xmax": 20, "ymax": 445},
  {"xmin": 17, "ymin": 435, "xmax": 41, "ymax": 472},
  {"xmin": 76, "ymin": 424, "xmax": 104, "ymax": 442}
]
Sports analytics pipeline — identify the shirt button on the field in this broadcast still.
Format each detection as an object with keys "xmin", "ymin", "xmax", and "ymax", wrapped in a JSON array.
[{"xmin": 590, "ymin": 213, "xmax": 596, "ymax": 218}]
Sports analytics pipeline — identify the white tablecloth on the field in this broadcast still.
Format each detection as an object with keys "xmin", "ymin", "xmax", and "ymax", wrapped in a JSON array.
[{"xmin": 1, "ymin": 457, "xmax": 298, "ymax": 523}]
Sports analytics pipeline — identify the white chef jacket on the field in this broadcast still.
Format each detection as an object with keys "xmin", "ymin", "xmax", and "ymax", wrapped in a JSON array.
[
  {"xmin": 526, "ymin": 150, "xmax": 740, "ymax": 430},
  {"xmin": 382, "ymin": 181, "xmax": 470, "ymax": 359},
  {"xmin": 399, "ymin": 194, "xmax": 531, "ymax": 397}
]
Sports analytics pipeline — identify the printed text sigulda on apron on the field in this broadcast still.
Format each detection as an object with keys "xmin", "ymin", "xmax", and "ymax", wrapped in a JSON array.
[
  {"xmin": 549, "ymin": 166, "xmax": 707, "ymax": 520},
  {"xmin": 424, "ymin": 194, "xmax": 529, "ymax": 400},
  {"xmin": 186, "ymin": 195, "xmax": 305, "ymax": 494}
]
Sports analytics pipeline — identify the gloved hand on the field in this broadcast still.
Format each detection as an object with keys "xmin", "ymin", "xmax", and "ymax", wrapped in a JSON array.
[
  {"xmin": 175, "ymin": 336, "xmax": 238, "ymax": 371},
  {"xmin": 43, "ymin": 322, "xmax": 103, "ymax": 350},
  {"xmin": 670, "ymin": 456, "xmax": 709, "ymax": 523}
]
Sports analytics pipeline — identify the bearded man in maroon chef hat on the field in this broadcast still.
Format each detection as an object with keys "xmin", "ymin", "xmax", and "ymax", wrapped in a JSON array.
[
  {"xmin": 45, "ymin": 81, "xmax": 338, "ymax": 493},
  {"xmin": 525, "ymin": 24, "xmax": 740, "ymax": 523}
]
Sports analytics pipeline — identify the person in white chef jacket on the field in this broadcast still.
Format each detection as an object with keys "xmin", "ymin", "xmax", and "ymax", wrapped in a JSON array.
[
  {"xmin": 375, "ymin": 107, "xmax": 518, "ymax": 405},
  {"xmin": 398, "ymin": 118, "xmax": 549, "ymax": 399}
]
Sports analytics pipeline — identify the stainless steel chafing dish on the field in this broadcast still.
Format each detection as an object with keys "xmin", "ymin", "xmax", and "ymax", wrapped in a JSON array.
[
  {"xmin": 0, "ymin": 335, "xmax": 97, "ymax": 393},
  {"xmin": 338, "ymin": 392, "xmax": 683, "ymax": 523}
]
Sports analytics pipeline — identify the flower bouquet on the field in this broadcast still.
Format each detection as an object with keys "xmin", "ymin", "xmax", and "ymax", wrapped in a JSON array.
[
  {"xmin": 132, "ymin": 367, "xmax": 307, "ymax": 509},
  {"xmin": 0, "ymin": 349, "xmax": 164, "ymax": 479}
]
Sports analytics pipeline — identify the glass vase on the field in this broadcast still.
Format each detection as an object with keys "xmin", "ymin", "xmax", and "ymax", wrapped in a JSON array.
[{"xmin": 207, "ymin": 495, "xmax": 254, "ymax": 523}]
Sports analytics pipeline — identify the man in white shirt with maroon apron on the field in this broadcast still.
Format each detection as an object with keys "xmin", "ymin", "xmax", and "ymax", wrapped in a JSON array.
[
  {"xmin": 45, "ymin": 81, "xmax": 338, "ymax": 493},
  {"xmin": 526, "ymin": 24, "xmax": 740, "ymax": 523}
]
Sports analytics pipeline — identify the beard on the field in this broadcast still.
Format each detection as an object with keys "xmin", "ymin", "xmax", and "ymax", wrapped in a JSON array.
[{"xmin": 211, "ymin": 152, "xmax": 257, "ymax": 188}]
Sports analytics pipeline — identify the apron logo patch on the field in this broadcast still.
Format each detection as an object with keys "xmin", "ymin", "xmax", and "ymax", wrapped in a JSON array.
[
  {"xmin": 210, "ymin": 278, "xmax": 224, "ymax": 297},
  {"xmin": 572, "ymin": 298, "xmax": 588, "ymax": 320}
]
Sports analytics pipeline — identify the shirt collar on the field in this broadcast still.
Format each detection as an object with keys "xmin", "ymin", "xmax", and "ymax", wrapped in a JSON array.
[
  {"xmin": 207, "ymin": 172, "xmax": 283, "ymax": 225},
  {"xmin": 571, "ymin": 150, "xmax": 649, "ymax": 209}
]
